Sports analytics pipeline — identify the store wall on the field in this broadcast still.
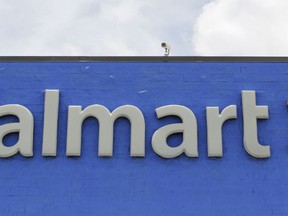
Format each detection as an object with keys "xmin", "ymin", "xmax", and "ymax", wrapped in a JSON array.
[{"xmin": 0, "ymin": 62, "xmax": 287, "ymax": 215}]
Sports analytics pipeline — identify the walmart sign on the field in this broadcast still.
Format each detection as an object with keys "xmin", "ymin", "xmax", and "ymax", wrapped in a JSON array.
[
  {"xmin": 0, "ymin": 59, "xmax": 287, "ymax": 216},
  {"xmin": 0, "ymin": 90, "xmax": 272, "ymax": 159}
]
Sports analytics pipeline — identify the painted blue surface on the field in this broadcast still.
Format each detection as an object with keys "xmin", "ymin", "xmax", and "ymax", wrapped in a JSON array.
[{"xmin": 0, "ymin": 62, "xmax": 287, "ymax": 215}]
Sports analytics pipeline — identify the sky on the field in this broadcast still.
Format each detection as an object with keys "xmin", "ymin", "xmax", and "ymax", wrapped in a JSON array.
[{"xmin": 0, "ymin": 0, "xmax": 287, "ymax": 56}]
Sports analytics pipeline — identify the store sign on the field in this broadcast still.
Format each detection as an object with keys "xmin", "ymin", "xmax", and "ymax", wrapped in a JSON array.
[{"xmin": 0, "ymin": 89, "xmax": 271, "ymax": 159}]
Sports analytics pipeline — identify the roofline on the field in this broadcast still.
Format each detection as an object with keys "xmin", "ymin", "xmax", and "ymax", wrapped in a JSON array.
[{"xmin": 1, "ymin": 56, "xmax": 288, "ymax": 62}]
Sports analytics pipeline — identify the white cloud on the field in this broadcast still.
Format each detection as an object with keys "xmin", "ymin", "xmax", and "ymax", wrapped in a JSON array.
[
  {"xmin": 193, "ymin": 0, "xmax": 288, "ymax": 56},
  {"xmin": 0, "ymin": 0, "xmax": 210, "ymax": 56}
]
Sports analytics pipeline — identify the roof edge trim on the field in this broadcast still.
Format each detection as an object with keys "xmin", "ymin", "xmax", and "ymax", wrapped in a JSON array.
[{"xmin": 1, "ymin": 56, "xmax": 288, "ymax": 62}]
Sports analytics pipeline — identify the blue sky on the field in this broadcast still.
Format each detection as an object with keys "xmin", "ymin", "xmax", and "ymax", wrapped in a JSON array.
[{"xmin": 0, "ymin": 0, "xmax": 287, "ymax": 56}]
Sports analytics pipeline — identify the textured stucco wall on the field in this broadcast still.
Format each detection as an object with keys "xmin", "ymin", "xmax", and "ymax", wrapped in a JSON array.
[{"xmin": 0, "ymin": 62, "xmax": 287, "ymax": 215}]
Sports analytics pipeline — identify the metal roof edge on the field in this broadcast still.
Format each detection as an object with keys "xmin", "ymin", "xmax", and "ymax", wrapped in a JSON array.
[{"xmin": 1, "ymin": 56, "xmax": 288, "ymax": 62}]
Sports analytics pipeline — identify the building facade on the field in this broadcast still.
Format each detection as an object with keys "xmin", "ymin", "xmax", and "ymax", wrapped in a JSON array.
[{"xmin": 0, "ymin": 57, "xmax": 287, "ymax": 215}]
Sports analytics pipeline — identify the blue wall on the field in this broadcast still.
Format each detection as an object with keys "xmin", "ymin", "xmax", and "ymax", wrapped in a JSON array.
[{"xmin": 0, "ymin": 62, "xmax": 287, "ymax": 215}]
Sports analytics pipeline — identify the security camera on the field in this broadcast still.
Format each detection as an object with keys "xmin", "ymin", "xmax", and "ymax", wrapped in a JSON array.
[
  {"xmin": 161, "ymin": 43, "xmax": 170, "ymax": 48},
  {"xmin": 161, "ymin": 42, "xmax": 170, "ymax": 56}
]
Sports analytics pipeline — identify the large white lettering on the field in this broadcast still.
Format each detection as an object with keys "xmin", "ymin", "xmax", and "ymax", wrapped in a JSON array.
[
  {"xmin": 152, "ymin": 105, "xmax": 198, "ymax": 158},
  {"xmin": 0, "ymin": 89, "xmax": 273, "ymax": 159},
  {"xmin": 42, "ymin": 90, "xmax": 59, "ymax": 156},
  {"xmin": 0, "ymin": 105, "xmax": 33, "ymax": 157},
  {"xmin": 242, "ymin": 90, "xmax": 270, "ymax": 158},
  {"xmin": 206, "ymin": 105, "xmax": 237, "ymax": 157},
  {"xmin": 66, "ymin": 105, "xmax": 145, "ymax": 157}
]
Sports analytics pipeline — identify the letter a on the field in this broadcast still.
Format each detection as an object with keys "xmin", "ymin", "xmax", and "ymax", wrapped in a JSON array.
[
  {"xmin": 152, "ymin": 105, "xmax": 198, "ymax": 158},
  {"xmin": 0, "ymin": 105, "xmax": 34, "ymax": 157}
]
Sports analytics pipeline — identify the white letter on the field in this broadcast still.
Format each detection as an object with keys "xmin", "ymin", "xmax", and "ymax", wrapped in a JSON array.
[
  {"xmin": 42, "ymin": 90, "xmax": 59, "ymax": 156},
  {"xmin": 0, "ymin": 105, "xmax": 33, "ymax": 157},
  {"xmin": 152, "ymin": 105, "xmax": 198, "ymax": 158},
  {"xmin": 242, "ymin": 91, "xmax": 270, "ymax": 158},
  {"xmin": 206, "ymin": 105, "xmax": 237, "ymax": 157},
  {"xmin": 66, "ymin": 105, "xmax": 145, "ymax": 157}
]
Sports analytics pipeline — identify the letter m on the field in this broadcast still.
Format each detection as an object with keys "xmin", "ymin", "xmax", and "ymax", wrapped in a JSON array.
[{"xmin": 66, "ymin": 105, "xmax": 145, "ymax": 157}]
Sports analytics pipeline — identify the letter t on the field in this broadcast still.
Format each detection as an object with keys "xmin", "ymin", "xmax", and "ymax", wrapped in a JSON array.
[{"xmin": 242, "ymin": 90, "xmax": 270, "ymax": 158}]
